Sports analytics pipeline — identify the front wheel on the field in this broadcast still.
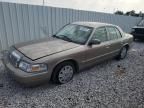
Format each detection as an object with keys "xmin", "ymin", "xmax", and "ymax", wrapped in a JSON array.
[
  {"xmin": 117, "ymin": 46, "xmax": 128, "ymax": 60},
  {"xmin": 52, "ymin": 62, "xmax": 76, "ymax": 84},
  {"xmin": 133, "ymin": 37, "xmax": 136, "ymax": 41}
]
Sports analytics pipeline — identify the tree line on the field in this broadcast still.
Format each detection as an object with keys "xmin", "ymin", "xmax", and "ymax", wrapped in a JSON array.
[{"xmin": 114, "ymin": 10, "xmax": 144, "ymax": 17}]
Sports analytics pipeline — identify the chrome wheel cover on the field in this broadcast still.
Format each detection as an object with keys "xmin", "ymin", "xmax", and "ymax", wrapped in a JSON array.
[
  {"xmin": 58, "ymin": 65, "xmax": 74, "ymax": 83},
  {"xmin": 121, "ymin": 47, "xmax": 127, "ymax": 58}
]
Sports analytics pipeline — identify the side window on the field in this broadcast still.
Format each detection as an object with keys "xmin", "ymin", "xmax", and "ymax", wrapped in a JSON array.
[
  {"xmin": 115, "ymin": 28, "xmax": 122, "ymax": 38},
  {"xmin": 92, "ymin": 27, "xmax": 108, "ymax": 42},
  {"xmin": 106, "ymin": 27, "xmax": 118, "ymax": 40}
]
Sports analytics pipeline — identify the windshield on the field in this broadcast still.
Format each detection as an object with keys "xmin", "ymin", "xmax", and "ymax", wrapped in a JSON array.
[
  {"xmin": 138, "ymin": 20, "xmax": 144, "ymax": 26},
  {"xmin": 54, "ymin": 24, "xmax": 93, "ymax": 44}
]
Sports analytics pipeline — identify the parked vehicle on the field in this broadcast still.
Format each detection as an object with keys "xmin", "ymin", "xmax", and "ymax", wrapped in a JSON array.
[
  {"xmin": 131, "ymin": 19, "xmax": 144, "ymax": 40},
  {"xmin": 2, "ymin": 22, "xmax": 133, "ymax": 86}
]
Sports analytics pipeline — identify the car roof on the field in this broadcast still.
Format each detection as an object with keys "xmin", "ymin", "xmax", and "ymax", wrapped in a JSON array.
[{"xmin": 72, "ymin": 21, "xmax": 114, "ymax": 28}]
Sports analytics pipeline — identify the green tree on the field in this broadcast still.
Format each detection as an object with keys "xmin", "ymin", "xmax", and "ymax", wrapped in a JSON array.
[
  {"xmin": 125, "ymin": 10, "xmax": 136, "ymax": 16},
  {"xmin": 114, "ymin": 11, "xmax": 124, "ymax": 15}
]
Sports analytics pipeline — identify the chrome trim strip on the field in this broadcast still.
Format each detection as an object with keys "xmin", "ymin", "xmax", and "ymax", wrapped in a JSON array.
[{"xmin": 82, "ymin": 49, "xmax": 119, "ymax": 63}]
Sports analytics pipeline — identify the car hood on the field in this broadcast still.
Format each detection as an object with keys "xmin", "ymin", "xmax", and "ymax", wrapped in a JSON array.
[{"xmin": 15, "ymin": 37, "xmax": 80, "ymax": 60}]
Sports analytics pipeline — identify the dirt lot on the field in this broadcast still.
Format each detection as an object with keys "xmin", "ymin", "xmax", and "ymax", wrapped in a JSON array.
[{"xmin": 0, "ymin": 41, "xmax": 144, "ymax": 108}]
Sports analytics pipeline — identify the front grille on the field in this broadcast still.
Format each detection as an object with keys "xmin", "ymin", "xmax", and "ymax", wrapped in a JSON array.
[{"xmin": 134, "ymin": 28, "xmax": 144, "ymax": 34}]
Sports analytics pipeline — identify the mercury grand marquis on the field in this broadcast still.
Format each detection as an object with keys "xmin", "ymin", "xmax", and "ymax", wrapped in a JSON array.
[{"xmin": 2, "ymin": 22, "xmax": 133, "ymax": 86}]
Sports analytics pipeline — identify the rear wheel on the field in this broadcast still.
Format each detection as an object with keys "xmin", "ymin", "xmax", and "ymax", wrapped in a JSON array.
[
  {"xmin": 117, "ymin": 46, "xmax": 128, "ymax": 60},
  {"xmin": 52, "ymin": 62, "xmax": 76, "ymax": 84}
]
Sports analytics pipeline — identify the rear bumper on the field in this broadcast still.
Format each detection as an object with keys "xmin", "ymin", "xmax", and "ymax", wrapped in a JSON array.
[{"xmin": 3, "ymin": 61, "xmax": 50, "ymax": 86}]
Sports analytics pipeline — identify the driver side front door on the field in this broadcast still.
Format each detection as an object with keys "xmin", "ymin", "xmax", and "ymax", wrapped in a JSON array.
[{"xmin": 83, "ymin": 27, "xmax": 112, "ymax": 67}]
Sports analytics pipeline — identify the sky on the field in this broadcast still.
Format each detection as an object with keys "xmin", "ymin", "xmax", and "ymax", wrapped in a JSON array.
[{"xmin": 0, "ymin": 0, "xmax": 144, "ymax": 13}]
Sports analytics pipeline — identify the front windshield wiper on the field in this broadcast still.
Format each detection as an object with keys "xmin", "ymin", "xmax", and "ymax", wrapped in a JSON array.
[
  {"xmin": 53, "ymin": 35, "xmax": 80, "ymax": 44},
  {"xmin": 55, "ymin": 35, "xmax": 73, "ymax": 42},
  {"xmin": 52, "ymin": 35, "xmax": 60, "ymax": 39},
  {"xmin": 53, "ymin": 35, "xmax": 72, "ymax": 41},
  {"xmin": 62, "ymin": 36, "xmax": 73, "ymax": 42}
]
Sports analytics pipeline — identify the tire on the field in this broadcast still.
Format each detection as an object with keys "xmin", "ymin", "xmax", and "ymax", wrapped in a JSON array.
[
  {"xmin": 133, "ymin": 37, "xmax": 135, "ymax": 41},
  {"xmin": 117, "ymin": 46, "xmax": 128, "ymax": 60},
  {"xmin": 133, "ymin": 37, "xmax": 136, "ymax": 41},
  {"xmin": 52, "ymin": 61, "xmax": 76, "ymax": 84}
]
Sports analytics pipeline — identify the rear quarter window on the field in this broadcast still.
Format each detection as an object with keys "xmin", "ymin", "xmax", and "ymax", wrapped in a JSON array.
[
  {"xmin": 115, "ymin": 28, "xmax": 122, "ymax": 38},
  {"xmin": 106, "ymin": 26, "xmax": 122, "ymax": 40}
]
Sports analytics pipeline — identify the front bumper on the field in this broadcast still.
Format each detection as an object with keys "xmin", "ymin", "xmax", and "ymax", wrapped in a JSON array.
[
  {"xmin": 3, "ymin": 61, "xmax": 50, "ymax": 86},
  {"xmin": 131, "ymin": 33, "xmax": 144, "ymax": 39}
]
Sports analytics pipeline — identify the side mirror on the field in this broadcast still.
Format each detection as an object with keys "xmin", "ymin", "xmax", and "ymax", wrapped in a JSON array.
[{"xmin": 88, "ymin": 39, "xmax": 101, "ymax": 46}]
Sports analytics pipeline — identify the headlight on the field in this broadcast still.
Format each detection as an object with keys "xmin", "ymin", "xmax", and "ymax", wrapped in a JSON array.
[
  {"xmin": 19, "ymin": 61, "xmax": 48, "ymax": 72},
  {"xmin": 9, "ymin": 50, "xmax": 21, "ymax": 67},
  {"xmin": 11, "ymin": 51, "xmax": 21, "ymax": 61}
]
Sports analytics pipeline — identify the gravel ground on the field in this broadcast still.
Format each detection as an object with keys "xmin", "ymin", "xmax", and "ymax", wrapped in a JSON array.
[{"xmin": 0, "ymin": 41, "xmax": 144, "ymax": 108}]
